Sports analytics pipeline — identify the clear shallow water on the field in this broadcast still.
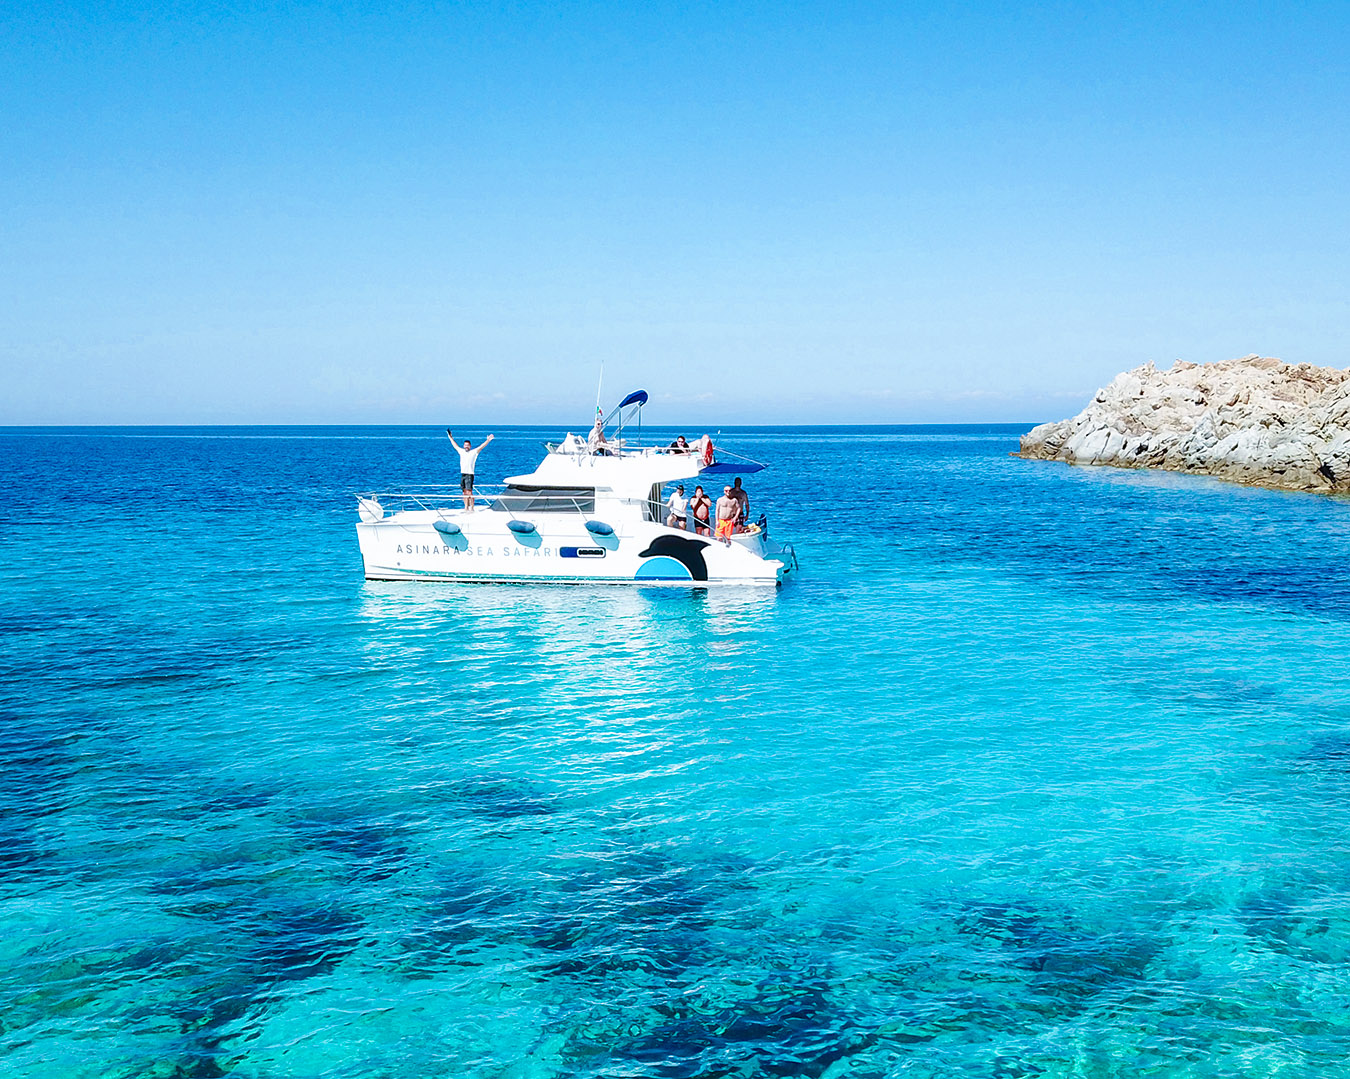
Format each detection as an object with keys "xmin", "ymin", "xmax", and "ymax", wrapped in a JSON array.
[{"xmin": 2, "ymin": 424, "xmax": 1349, "ymax": 1078}]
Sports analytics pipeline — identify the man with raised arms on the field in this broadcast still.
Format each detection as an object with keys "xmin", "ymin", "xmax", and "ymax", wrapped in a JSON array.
[{"xmin": 446, "ymin": 429, "xmax": 494, "ymax": 512}]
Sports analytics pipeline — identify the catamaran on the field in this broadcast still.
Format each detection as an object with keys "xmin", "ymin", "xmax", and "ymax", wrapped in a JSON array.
[{"xmin": 354, "ymin": 391, "xmax": 797, "ymax": 586}]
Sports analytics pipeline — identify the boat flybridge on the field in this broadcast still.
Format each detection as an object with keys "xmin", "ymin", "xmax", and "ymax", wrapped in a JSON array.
[{"xmin": 355, "ymin": 391, "xmax": 798, "ymax": 586}]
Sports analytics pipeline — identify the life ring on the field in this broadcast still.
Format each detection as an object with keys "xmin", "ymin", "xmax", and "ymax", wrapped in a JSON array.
[{"xmin": 702, "ymin": 438, "xmax": 715, "ymax": 466}]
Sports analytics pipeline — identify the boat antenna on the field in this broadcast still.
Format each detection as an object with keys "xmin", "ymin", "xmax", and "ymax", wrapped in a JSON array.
[{"xmin": 595, "ymin": 362, "xmax": 604, "ymax": 428}]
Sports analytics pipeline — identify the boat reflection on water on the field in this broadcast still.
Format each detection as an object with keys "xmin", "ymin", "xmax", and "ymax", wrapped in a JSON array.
[
  {"xmin": 352, "ymin": 582, "xmax": 782, "ymax": 800},
  {"xmin": 355, "ymin": 579, "xmax": 778, "ymax": 686},
  {"xmin": 356, "ymin": 579, "xmax": 778, "ymax": 660}
]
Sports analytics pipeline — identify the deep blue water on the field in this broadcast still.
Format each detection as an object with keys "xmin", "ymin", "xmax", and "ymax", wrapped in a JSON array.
[{"xmin": 2, "ymin": 424, "xmax": 1349, "ymax": 1078}]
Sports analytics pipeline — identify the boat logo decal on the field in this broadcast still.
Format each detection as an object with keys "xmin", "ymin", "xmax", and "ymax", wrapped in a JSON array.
[{"xmin": 637, "ymin": 536, "xmax": 710, "ymax": 581}]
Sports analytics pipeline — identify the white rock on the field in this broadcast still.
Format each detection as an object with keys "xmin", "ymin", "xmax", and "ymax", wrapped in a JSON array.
[{"xmin": 1019, "ymin": 355, "xmax": 1350, "ymax": 493}]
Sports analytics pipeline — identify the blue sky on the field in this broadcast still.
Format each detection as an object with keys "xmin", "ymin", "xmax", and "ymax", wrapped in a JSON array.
[{"xmin": 3, "ymin": 1, "xmax": 1347, "ymax": 424}]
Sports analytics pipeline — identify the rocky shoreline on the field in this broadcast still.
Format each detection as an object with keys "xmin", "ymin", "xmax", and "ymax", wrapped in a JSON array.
[{"xmin": 1019, "ymin": 355, "xmax": 1350, "ymax": 494}]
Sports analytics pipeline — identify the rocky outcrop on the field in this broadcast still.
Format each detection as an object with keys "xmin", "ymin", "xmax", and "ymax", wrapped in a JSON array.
[{"xmin": 1020, "ymin": 355, "xmax": 1350, "ymax": 493}]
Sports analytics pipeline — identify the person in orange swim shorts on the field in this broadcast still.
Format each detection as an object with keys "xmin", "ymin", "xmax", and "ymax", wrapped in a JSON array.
[{"xmin": 714, "ymin": 486, "xmax": 739, "ymax": 544}]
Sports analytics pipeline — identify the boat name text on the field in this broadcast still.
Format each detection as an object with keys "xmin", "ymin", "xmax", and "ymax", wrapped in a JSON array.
[{"xmin": 394, "ymin": 544, "xmax": 555, "ymax": 557}]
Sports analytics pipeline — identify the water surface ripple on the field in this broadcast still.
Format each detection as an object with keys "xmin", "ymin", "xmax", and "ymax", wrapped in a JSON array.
[{"xmin": 1, "ymin": 425, "xmax": 1349, "ymax": 1077}]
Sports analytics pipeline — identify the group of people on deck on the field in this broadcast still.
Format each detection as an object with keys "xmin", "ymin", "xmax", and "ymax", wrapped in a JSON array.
[
  {"xmin": 665, "ymin": 478, "xmax": 750, "ymax": 544},
  {"xmin": 447, "ymin": 428, "xmax": 754, "ymax": 542}
]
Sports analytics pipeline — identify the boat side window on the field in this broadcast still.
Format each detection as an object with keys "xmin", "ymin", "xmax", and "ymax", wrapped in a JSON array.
[{"xmin": 491, "ymin": 486, "xmax": 596, "ymax": 513}]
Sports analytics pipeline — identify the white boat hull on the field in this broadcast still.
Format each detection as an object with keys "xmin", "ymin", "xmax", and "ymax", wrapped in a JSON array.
[{"xmin": 356, "ymin": 510, "xmax": 792, "ymax": 586}]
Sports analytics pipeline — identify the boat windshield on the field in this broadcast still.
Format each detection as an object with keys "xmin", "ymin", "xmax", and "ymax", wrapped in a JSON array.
[{"xmin": 490, "ymin": 486, "xmax": 596, "ymax": 513}]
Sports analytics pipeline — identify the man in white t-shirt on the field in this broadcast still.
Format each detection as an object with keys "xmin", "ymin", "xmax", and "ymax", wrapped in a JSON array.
[
  {"xmin": 665, "ymin": 484, "xmax": 687, "ymax": 529},
  {"xmin": 447, "ymin": 429, "xmax": 494, "ymax": 511}
]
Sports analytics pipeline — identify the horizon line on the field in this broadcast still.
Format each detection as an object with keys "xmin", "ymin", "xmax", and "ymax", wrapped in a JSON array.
[{"xmin": 0, "ymin": 420, "xmax": 1043, "ymax": 431}]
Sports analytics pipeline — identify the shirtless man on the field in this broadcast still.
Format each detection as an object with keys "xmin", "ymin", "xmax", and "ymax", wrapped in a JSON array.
[
  {"xmin": 447, "ymin": 429, "xmax": 494, "ymax": 511},
  {"xmin": 587, "ymin": 416, "xmax": 608, "ymax": 455},
  {"xmin": 714, "ymin": 485, "xmax": 739, "ymax": 545},
  {"xmin": 730, "ymin": 477, "xmax": 749, "ymax": 526}
]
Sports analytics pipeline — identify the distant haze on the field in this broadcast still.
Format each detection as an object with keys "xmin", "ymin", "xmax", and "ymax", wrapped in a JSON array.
[{"xmin": 3, "ymin": 3, "xmax": 1347, "ymax": 425}]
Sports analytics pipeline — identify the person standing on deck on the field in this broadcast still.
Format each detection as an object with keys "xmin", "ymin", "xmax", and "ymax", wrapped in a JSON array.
[
  {"xmin": 690, "ymin": 486, "xmax": 712, "ymax": 536},
  {"xmin": 447, "ymin": 430, "xmax": 494, "ymax": 512},
  {"xmin": 715, "ymin": 486, "xmax": 739, "ymax": 545},
  {"xmin": 730, "ymin": 477, "xmax": 750, "ymax": 526}
]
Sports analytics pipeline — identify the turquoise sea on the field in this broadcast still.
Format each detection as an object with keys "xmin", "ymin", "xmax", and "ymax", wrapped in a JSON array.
[{"xmin": 2, "ymin": 424, "xmax": 1349, "ymax": 1078}]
